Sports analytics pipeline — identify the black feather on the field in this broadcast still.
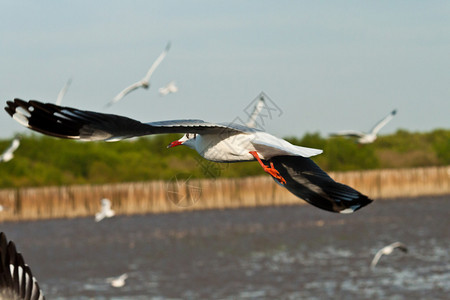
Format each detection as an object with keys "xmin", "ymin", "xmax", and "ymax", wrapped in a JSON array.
[
  {"xmin": 0, "ymin": 232, "xmax": 45, "ymax": 300},
  {"xmin": 270, "ymin": 155, "xmax": 373, "ymax": 213}
]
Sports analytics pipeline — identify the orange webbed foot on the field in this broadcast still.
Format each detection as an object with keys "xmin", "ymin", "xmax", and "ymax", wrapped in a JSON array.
[
  {"xmin": 263, "ymin": 162, "xmax": 286, "ymax": 185},
  {"xmin": 249, "ymin": 151, "xmax": 286, "ymax": 185}
]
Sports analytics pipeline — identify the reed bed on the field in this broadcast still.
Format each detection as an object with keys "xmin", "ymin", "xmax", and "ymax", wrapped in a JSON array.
[{"xmin": 0, "ymin": 166, "xmax": 449, "ymax": 222}]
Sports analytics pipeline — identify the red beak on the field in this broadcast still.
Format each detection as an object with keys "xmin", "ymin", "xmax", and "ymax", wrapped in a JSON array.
[{"xmin": 167, "ymin": 140, "xmax": 183, "ymax": 148}]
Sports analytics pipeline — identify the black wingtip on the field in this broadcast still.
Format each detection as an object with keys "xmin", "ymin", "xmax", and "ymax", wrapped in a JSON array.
[
  {"xmin": 4, "ymin": 99, "xmax": 85, "ymax": 139},
  {"xmin": 339, "ymin": 193, "xmax": 373, "ymax": 214},
  {"xmin": 5, "ymin": 99, "xmax": 19, "ymax": 117},
  {"xmin": 0, "ymin": 232, "xmax": 45, "ymax": 300},
  {"xmin": 270, "ymin": 155, "xmax": 374, "ymax": 214}
]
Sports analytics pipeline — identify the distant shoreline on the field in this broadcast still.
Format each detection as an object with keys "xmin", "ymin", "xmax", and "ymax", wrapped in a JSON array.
[{"xmin": 0, "ymin": 165, "xmax": 449, "ymax": 222}]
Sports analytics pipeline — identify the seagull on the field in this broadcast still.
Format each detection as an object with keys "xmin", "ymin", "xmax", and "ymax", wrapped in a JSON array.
[
  {"xmin": 0, "ymin": 232, "xmax": 46, "ymax": 300},
  {"xmin": 106, "ymin": 273, "xmax": 128, "ymax": 288},
  {"xmin": 158, "ymin": 81, "xmax": 178, "ymax": 96},
  {"xmin": 108, "ymin": 42, "xmax": 171, "ymax": 107},
  {"xmin": 330, "ymin": 109, "xmax": 397, "ymax": 144},
  {"xmin": 55, "ymin": 78, "xmax": 72, "ymax": 106},
  {"xmin": 370, "ymin": 242, "xmax": 408, "ymax": 268},
  {"xmin": 246, "ymin": 94, "xmax": 266, "ymax": 128},
  {"xmin": 95, "ymin": 198, "xmax": 115, "ymax": 222},
  {"xmin": 4, "ymin": 99, "xmax": 373, "ymax": 214},
  {"xmin": 0, "ymin": 136, "xmax": 20, "ymax": 163}
]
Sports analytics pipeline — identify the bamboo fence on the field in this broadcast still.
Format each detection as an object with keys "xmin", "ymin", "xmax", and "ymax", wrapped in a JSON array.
[{"xmin": 0, "ymin": 166, "xmax": 449, "ymax": 222}]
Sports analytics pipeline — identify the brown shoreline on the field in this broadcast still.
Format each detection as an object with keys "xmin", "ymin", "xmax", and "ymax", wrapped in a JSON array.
[{"xmin": 0, "ymin": 165, "xmax": 449, "ymax": 222}]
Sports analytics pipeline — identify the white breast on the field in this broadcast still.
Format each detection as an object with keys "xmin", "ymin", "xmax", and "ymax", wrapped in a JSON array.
[{"xmin": 195, "ymin": 133, "xmax": 256, "ymax": 162}]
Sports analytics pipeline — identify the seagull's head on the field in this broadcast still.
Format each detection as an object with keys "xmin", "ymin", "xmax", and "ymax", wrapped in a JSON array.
[{"xmin": 167, "ymin": 133, "xmax": 197, "ymax": 149}]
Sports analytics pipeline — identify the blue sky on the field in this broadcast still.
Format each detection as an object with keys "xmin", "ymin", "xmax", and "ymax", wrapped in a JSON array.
[{"xmin": 1, "ymin": 1, "xmax": 449, "ymax": 139}]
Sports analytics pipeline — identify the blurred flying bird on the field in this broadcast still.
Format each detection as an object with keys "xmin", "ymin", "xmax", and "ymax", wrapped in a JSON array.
[
  {"xmin": 5, "ymin": 99, "xmax": 374, "ymax": 214},
  {"xmin": 0, "ymin": 232, "xmax": 46, "ymax": 300},
  {"xmin": 330, "ymin": 109, "xmax": 397, "ymax": 144},
  {"xmin": 158, "ymin": 81, "xmax": 178, "ymax": 96},
  {"xmin": 107, "ymin": 273, "xmax": 128, "ymax": 288},
  {"xmin": 55, "ymin": 78, "xmax": 72, "ymax": 106},
  {"xmin": 0, "ymin": 136, "xmax": 20, "ymax": 163},
  {"xmin": 95, "ymin": 198, "xmax": 115, "ymax": 222},
  {"xmin": 108, "ymin": 42, "xmax": 171, "ymax": 107},
  {"xmin": 370, "ymin": 242, "xmax": 408, "ymax": 268}
]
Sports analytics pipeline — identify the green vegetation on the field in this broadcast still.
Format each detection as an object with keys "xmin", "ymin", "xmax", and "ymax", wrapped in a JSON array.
[{"xmin": 0, "ymin": 129, "xmax": 449, "ymax": 188}]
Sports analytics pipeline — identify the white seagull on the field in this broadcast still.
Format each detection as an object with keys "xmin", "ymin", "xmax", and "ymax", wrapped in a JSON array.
[
  {"xmin": 95, "ymin": 198, "xmax": 115, "ymax": 222},
  {"xmin": 158, "ymin": 81, "xmax": 178, "ymax": 96},
  {"xmin": 370, "ymin": 242, "xmax": 408, "ymax": 268},
  {"xmin": 0, "ymin": 232, "xmax": 46, "ymax": 300},
  {"xmin": 330, "ymin": 109, "xmax": 397, "ymax": 144},
  {"xmin": 108, "ymin": 42, "xmax": 171, "ymax": 107},
  {"xmin": 246, "ymin": 94, "xmax": 266, "ymax": 128},
  {"xmin": 106, "ymin": 273, "xmax": 128, "ymax": 288},
  {"xmin": 55, "ymin": 78, "xmax": 72, "ymax": 106},
  {"xmin": 5, "ymin": 99, "xmax": 373, "ymax": 214},
  {"xmin": 0, "ymin": 136, "xmax": 20, "ymax": 163}
]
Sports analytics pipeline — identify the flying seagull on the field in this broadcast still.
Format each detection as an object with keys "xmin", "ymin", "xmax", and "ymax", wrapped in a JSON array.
[
  {"xmin": 370, "ymin": 242, "xmax": 408, "ymax": 268},
  {"xmin": 4, "ymin": 99, "xmax": 373, "ymax": 214},
  {"xmin": 106, "ymin": 273, "xmax": 128, "ymax": 288},
  {"xmin": 158, "ymin": 81, "xmax": 178, "ymax": 96},
  {"xmin": 330, "ymin": 109, "xmax": 397, "ymax": 144},
  {"xmin": 55, "ymin": 78, "xmax": 72, "ymax": 106},
  {"xmin": 0, "ymin": 136, "xmax": 20, "ymax": 163},
  {"xmin": 246, "ymin": 94, "xmax": 266, "ymax": 128},
  {"xmin": 108, "ymin": 42, "xmax": 171, "ymax": 107},
  {"xmin": 95, "ymin": 198, "xmax": 115, "ymax": 222},
  {"xmin": 0, "ymin": 232, "xmax": 46, "ymax": 300}
]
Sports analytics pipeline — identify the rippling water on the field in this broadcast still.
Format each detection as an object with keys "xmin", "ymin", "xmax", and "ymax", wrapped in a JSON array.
[{"xmin": 1, "ymin": 195, "xmax": 449, "ymax": 299}]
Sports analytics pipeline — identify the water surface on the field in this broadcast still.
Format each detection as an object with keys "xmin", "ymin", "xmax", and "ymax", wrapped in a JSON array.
[{"xmin": 1, "ymin": 195, "xmax": 449, "ymax": 299}]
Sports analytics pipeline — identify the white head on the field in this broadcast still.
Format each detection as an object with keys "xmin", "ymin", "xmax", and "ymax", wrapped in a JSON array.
[{"xmin": 167, "ymin": 133, "xmax": 197, "ymax": 150}]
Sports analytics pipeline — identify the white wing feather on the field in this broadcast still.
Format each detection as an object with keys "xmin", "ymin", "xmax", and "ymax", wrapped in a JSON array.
[
  {"xmin": 143, "ymin": 42, "xmax": 171, "ymax": 82},
  {"xmin": 110, "ymin": 81, "xmax": 144, "ymax": 105},
  {"xmin": 56, "ymin": 78, "xmax": 72, "ymax": 106},
  {"xmin": 330, "ymin": 130, "xmax": 365, "ymax": 138},
  {"xmin": 369, "ymin": 110, "xmax": 397, "ymax": 135}
]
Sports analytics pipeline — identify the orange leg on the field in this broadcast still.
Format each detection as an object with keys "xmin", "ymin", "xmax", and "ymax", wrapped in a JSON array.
[{"xmin": 249, "ymin": 151, "xmax": 286, "ymax": 185}]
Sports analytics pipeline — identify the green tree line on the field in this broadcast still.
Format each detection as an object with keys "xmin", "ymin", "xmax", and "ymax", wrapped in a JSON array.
[{"xmin": 0, "ymin": 129, "xmax": 449, "ymax": 188}]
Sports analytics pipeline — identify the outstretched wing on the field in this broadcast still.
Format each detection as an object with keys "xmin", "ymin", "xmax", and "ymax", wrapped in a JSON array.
[
  {"xmin": 390, "ymin": 242, "xmax": 408, "ymax": 253},
  {"xmin": 55, "ymin": 78, "xmax": 72, "ymax": 106},
  {"xmin": 143, "ymin": 42, "xmax": 171, "ymax": 82},
  {"xmin": 0, "ymin": 138, "xmax": 20, "ymax": 161},
  {"xmin": 369, "ymin": 109, "xmax": 397, "ymax": 135},
  {"xmin": 0, "ymin": 232, "xmax": 45, "ymax": 300},
  {"xmin": 101, "ymin": 198, "xmax": 112, "ymax": 210},
  {"xmin": 330, "ymin": 130, "xmax": 365, "ymax": 138},
  {"xmin": 5, "ymin": 99, "xmax": 242, "ymax": 141},
  {"xmin": 109, "ymin": 81, "xmax": 143, "ymax": 106},
  {"xmin": 370, "ymin": 249, "xmax": 384, "ymax": 268},
  {"xmin": 246, "ymin": 96, "xmax": 265, "ymax": 128},
  {"xmin": 270, "ymin": 155, "xmax": 373, "ymax": 213}
]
